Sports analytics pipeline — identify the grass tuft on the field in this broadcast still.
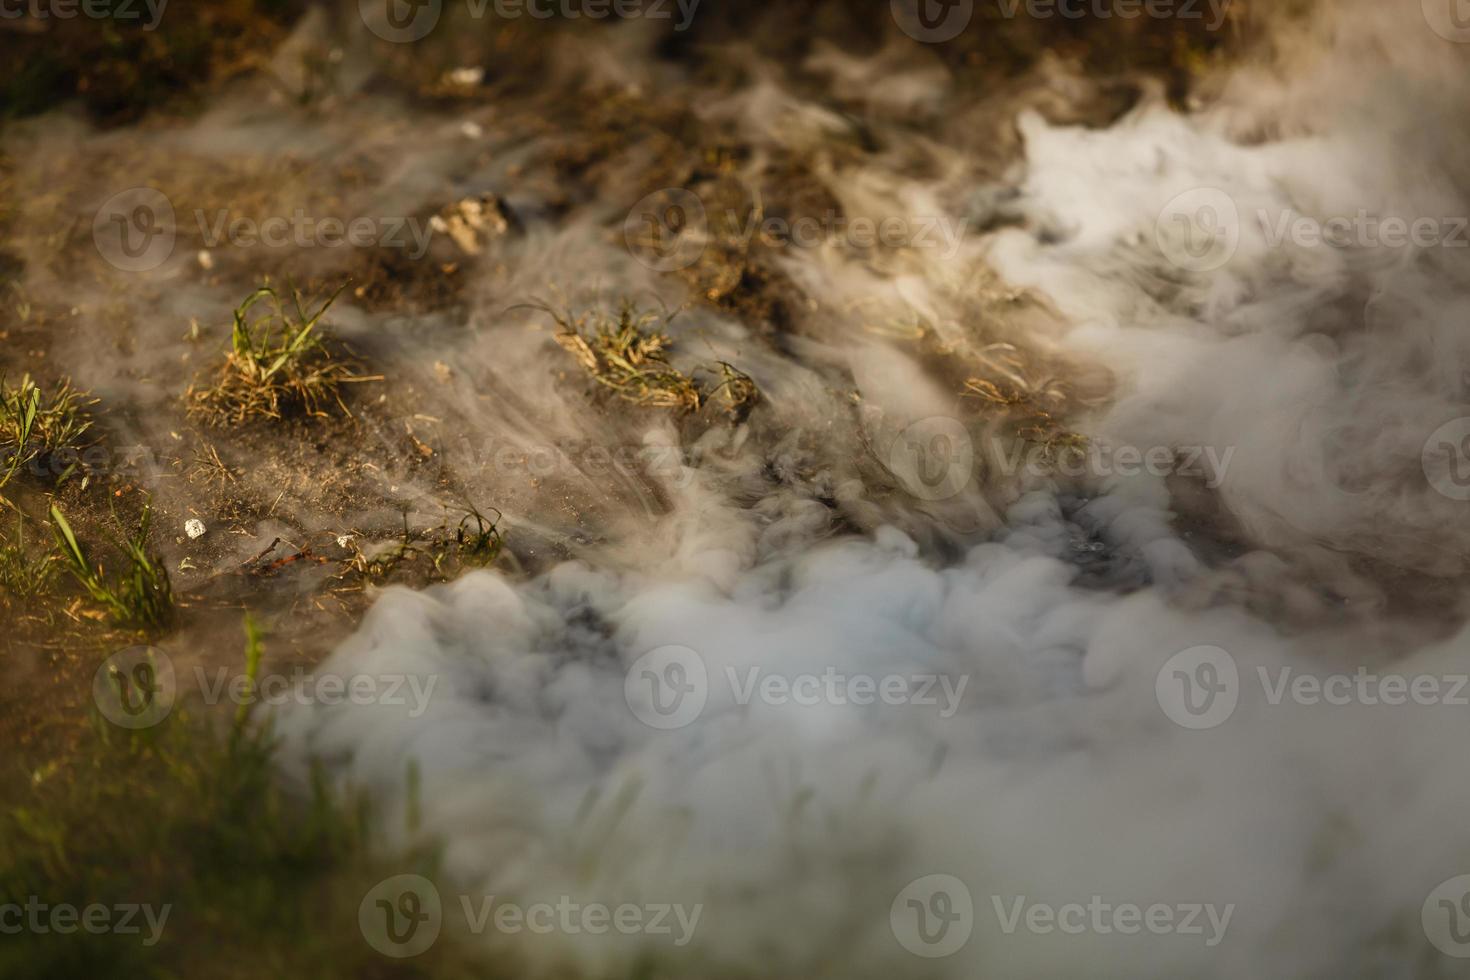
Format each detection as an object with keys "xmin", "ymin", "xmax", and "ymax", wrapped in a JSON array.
[
  {"xmin": 0, "ymin": 513, "xmax": 56, "ymax": 601},
  {"xmin": 51, "ymin": 503, "xmax": 174, "ymax": 630},
  {"xmin": 540, "ymin": 300, "xmax": 758, "ymax": 417},
  {"xmin": 550, "ymin": 300, "xmax": 702, "ymax": 410},
  {"xmin": 0, "ymin": 374, "xmax": 95, "ymax": 490},
  {"xmin": 453, "ymin": 502, "xmax": 504, "ymax": 568},
  {"xmin": 187, "ymin": 282, "xmax": 375, "ymax": 426},
  {"xmin": 344, "ymin": 502, "xmax": 504, "ymax": 583},
  {"xmin": 963, "ymin": 375, "xmax": 1088, "ymax": 461}
]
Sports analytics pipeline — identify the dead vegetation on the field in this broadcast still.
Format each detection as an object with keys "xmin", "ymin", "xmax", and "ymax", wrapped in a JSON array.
[
  {"xmin": 965, "ymin": 375, "xmax": 1089, "ymax": 461},
  {"xmin": 431, "ymin": 193, "xmax": 515, "ymax": 256},
  {"xmin": 232, "ymin": 502, "xmax": 505, "ymax": 590},
  {"xmin": 542, "ymin": 300, "xmax": 759, "ymax": 418},
  {"xmin": 187, "ymin": 282, "xmax": 376, "ymax": 426},
  {"xmin": 339, "ymin": 503, "xmax": 504, "ymax": 583},
  {"xmin": 961, "ymin": 350, "xmax": 1091, "ymax": 463}
]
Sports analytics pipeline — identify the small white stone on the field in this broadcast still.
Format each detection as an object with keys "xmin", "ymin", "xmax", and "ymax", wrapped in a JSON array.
[
  {"xmin": 460, "ymin": 120, "xmax": 483, "ymax": 139},
  {"xmin": 185, "ymin": 519, "xmax": 206, "ymax": 540},
  {"xmin": 336, "ymin": 534, "xmax": 356, "ymax": 550},
  {"xmin": 447, "ymin": 66, "xmax": 484, "ymax": 87}
]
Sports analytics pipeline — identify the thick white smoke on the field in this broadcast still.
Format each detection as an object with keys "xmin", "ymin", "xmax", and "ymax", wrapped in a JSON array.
[{"xmin": 262, "ymin": 2, "xmax": 1470, "ymax": 977}]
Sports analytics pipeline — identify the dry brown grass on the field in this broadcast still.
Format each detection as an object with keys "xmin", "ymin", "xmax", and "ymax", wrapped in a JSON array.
[
  {"xmin": 187, "ymin": 282, "xmax": 376, "ymax": 426},
  {"xmin": 544, "ymin": 300, "xmax": 758, "ymax": 418}
]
